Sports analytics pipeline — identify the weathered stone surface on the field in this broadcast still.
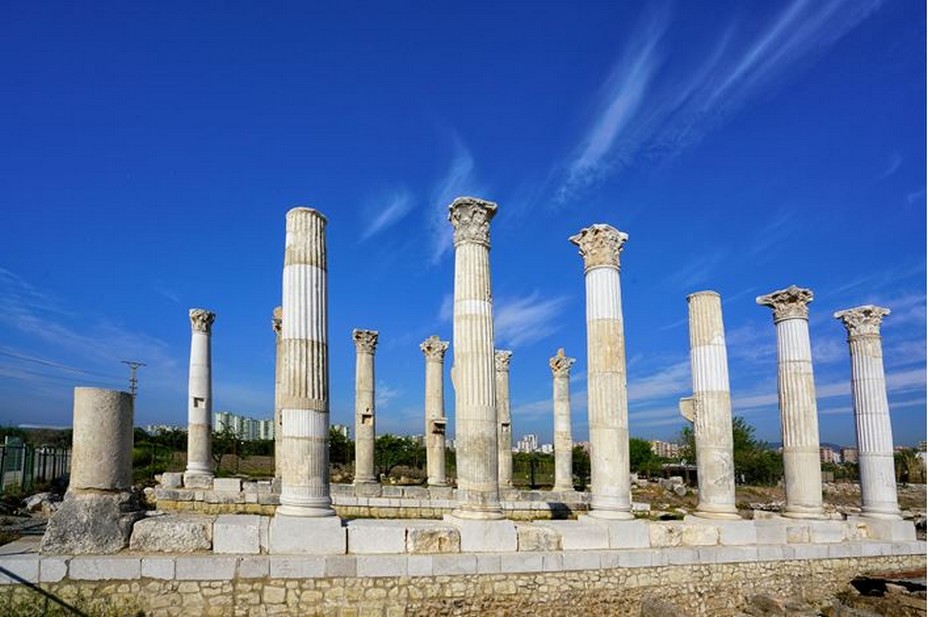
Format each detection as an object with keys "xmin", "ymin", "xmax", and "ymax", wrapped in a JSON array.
[
  {"xmin": 129, "ymin": 514, "xmax": 214, "ymax": 552},
  {"xmin": 347, "ymin": 520, "xmax": 406, "ymax": 554},
  {"xmin": 517, "ymin": 524, "xmax": 561, "ymax": 551},
  {"xmin": 41, "ymin": 491, "xmax": 143, "ymax": 555},
  {"xmin": 447, "ymin": 517, "xmax": 517, "ymax": 552},
  {"xmin": 213, "ymin": 514, "xmax": 263, "ymax": 554},
  {"xmin": 268, "ymin": 515, "xmax": 345, "ymax": 554},
  {"xmin": 406, "ymin": 526, "xmax": 460, "ymax": 554},
  {"xmin": 160, "ymin": 472, "xmax": 184, "ymax": 489}
]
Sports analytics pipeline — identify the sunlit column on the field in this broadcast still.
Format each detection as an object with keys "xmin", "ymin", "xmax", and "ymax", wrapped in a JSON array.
[
  {"xmin": 353, "ymin": 329, "xmax": 379, "ymax": 485},
  {"xmin": 550, "ymin": 348, "xmax": 575, "ymax": 492},
  {"xmin": 184, "ymin": 308, "xmax": 215, "ymax": 485},
  {"xmin": 272, "ymin": 306, "xmax": 282, "ymax": 481},
  {"xmin": 421, "ymin": 335, "xmax": 450, "ymax": 487},
  {"xmin": 496, "ymin": 350, "xmax": 513, "ymax": 488}
]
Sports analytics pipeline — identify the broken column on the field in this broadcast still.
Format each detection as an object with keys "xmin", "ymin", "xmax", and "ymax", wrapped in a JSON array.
[
  {"xmin": 496, "ymin": 350, "xmax": 513, "ymax": 488},
  {"xmin": 834, "ymin": 305, "xmax": 901, "ymax": 520},
  {"xmin": 353, "ymin": 329, "xmax": 379, "ymax": 485},
  {"xmin": 448, "ymin": 196, "xmax": 503, "ymax": 519},
  {"xmin": 550, "ymin": 348, "xmax": 576, "ymax": 492},
  {"xmin": 272, "ymin": 306, "xmax": 282, "ymax": 481},
  {"xmin": 570, "ymin": 224, "xmax": 634, "ymax": 519},
  {"xmin": 679, "ymin": 291, "xmax": 739, "ymax": 519},
  {"xmin": 421, "ymin": 335, "xmax": 450, "ymax": 487},
  {"xmin": 757, "ymin": 285, "xmax": 825, "ymax": 519},
  {"xmin": 184, "ymin": 308, "xmax": 216, "ymax": 487},
  {"xmin": 41, "ymin": 388, "xmax": 141, "ymax": 554}
]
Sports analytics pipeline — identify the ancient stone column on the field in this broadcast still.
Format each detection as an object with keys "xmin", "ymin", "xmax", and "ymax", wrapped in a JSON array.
[
  {"xmin": 277, "ymin": 207, "xmax": 335, "ymax": 517},
  {"xmin": 272, "ymin": 306, "xmax": 283, "ymax": 481},
  {"xmin": 679, "ymin": 291, "xmax": 739, "ymax": 519},
  {"xmin": 570, "ymin": 224, "xmax": 634, "ymax": 519},
  {"xmin": 550, "ymin": 348, "xmax": 575, "ymax": 492},
  {"xmin": 834, "ymin": 305, "xmax": 901, "ymax": 520},
  {"xmin": 496, "ymin": 350, "xmax": 513, "ymax": 488},
  {"xmin": 421, "ymin": 335, "xmax": 450, "ymax": 487},
  {"xmin": 353, "ymin": 329, "xmax": 379, "ymax": 485},
  {"xmin": 185, "ymin": 308, "xmax": 215, "ymax": 487},
  {"xmin": 448, "ymin": 196, "xmax": 503, "ymax": 519},
  {"xmin": 41, "ymin": 388, "xmax": 141, "ymax": 554},
  {"xmin": 757, "ymin": 285, "xmax": 825, "ymax": 519}
]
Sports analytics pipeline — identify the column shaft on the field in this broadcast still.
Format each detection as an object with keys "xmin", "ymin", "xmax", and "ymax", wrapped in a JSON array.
[
  {"xmin": 185, "ymin": 309, "xmax": 215, "ymax": 480},
  {"xmin": 353, "ymin": 329, "xmax": 378, "ymax": 484},
  {"xmin": 496, "ymin": 350, "xmax": 513, "ymax": 488},
  {"xmin": 273, "ymin": 306, "xmax": 282, "ymax": 481},
  {"xmin": 421, "ymin": 336, "xmax": 449, "ymax": 487},
  {"xmin": 550, "ymin": 349, "xmax": 575, "ymax": 492},
  {"xmin": 71, "ymin": 388, "xmax": 134, "ymax": 491}
]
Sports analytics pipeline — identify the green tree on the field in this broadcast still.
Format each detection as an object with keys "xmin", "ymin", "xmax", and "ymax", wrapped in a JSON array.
[
  {"xmin": 629, "ymin": 438, "xmax": 661, "ymax": 476},
  {"xmin": 328, "ymin": 427, "xmax": 353, "ymax": 466},
  {"xmin": 572, "ymin": 445, "xmax": 590, "ymax": 490},
  {"xmin": 374, "ymin": 434, "xmax": 423, "ymax": 478},
  {"xmin": 678, "ymin": 416, "xmax": 783, "ymax": 486}
]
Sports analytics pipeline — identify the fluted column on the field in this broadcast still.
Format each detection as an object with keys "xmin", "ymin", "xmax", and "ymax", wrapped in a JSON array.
[
  {"xmin": 272, "ymin": 306, "xmax": 283, "ymax": 481},
  {"xmin": 277, "ymin": 207, "xmax": 334, "ymax": 517},
  {"xmin": 570, "ymin": 224, "xmax": 633, "ymax": 519},
  {"xmin": 834, "ymin": 305, "xmax": 900, "ymax": 520},
  {"xmin": 353, "ymin": 329, "xmax": 379, "ymax": 485},
  {"xmin": 421, "ymin": 336, "xmax": 450, "ymax": 487},
  {"xmin": 496, "ymin": 350, "xmax": 513, "ymax": 488},
  {"xmin": 680, "ymin": 291, "xmax": 739, "ymax": 519},
  {"xmin": 185, "ymin": 308, "xmax": 215, "ymax": 484},
  {"xmin": 757, "ymin": 285, "xmax": 824, "ymax": 519},
  {"xmin": 448, "ymin": 196, "xmax": 503, "ymax": 520},
  {"xmin": 550, "ymin": 348, "xmax": 575, "ymax": 492}
]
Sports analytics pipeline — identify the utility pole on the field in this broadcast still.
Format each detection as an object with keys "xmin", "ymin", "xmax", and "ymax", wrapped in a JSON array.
[{"xmin": 121, "ymin": 360, "xmax": 146, "ymax": 398}]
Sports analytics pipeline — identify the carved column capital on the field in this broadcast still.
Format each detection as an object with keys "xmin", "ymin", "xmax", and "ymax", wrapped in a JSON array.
[
  {"xmin": 448, "ymin": 196, "xmax": 498, "ymax": 248},
  {"xmin": 569, "ymin": 224, "xmax": 628, "ymax": 272},
  {"xmin": 189, "ymin": 308, "xmax": 216, "ymax": 333},
  {"xmin": 420, "ymin": 335, "xmax": 449, "ymax": 362},
  {"xmin": 549, "ymin": 348, "xmax": 575, "ymax": 377},
  {"xmin": 756, "ymin": 285, "xmax": 814, "ymax": 323},
  {"xmin": 834, "ymin": 305, "xmax": 890, "ymax": 339},
  {"xmin": 272, "ymin": 306, "xmax": 282, "ymax": 336},
  {"xmin": 495, "ymin": 350, "xmax": 513, "ymax": 372},
  {"xmin": 352, "ymin": 329, "xmax": 379, "ymax": 353}
]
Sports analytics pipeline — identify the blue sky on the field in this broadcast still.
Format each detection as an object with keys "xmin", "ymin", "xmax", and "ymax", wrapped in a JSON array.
[{"xmin": 1, "ymin": 1, "xmax": 924, "ymax": 447}]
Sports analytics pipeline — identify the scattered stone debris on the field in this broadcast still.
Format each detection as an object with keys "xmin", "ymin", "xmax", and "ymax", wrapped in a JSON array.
[{"xmin": 640, "ymin": 595, "xmax": 690, "ymax": 617}]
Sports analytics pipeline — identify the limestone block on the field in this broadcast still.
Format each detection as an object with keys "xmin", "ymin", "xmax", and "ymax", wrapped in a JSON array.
[
  {"xmin": 38, "ymin": 558, "xmax": 67, "ymax": 583},
  {"xmin": 357, "ymin": 555, "xmax": 408, "ymax": 577},
  {"xmin": 213, "ymin": 478, "xmax": 243, "ymax": 493},
  {"xmin": 428, "ymin": 486, "xmax": 454, "ymax": 500},
  {"xmin": 268, "ymin": 515, "xmax": 346, "ymax": 554},
  {"xmin": 184, "ymin": 474, "xmax": 213, "ymax": 490},
  {"xmin": 562, "ymin": 550, "xmax": 603, "ymax": 571},
  {"xmin": 662, "ymin": 547, "xmax": 699, "ymax": 565},
  {"xmin": 500, "ymin": 552, "xmax": 543, "ymax": 573},
  {"xmin": 754, "ymin": 519, "xmax": 788, "ymax": 544},
  {"xmin": 406, "ymin": 526, "xmax": 460, "ymax": 554},
  {"xmin": 403, "ymin": 486, "xmax": 429, "ymax": 499},
  {"xmin": 681, "ymin": 524, "xmax": 719, "ymax": 546},
  {"xmin": 269, "ymin": 556, "xmax": 325, "ymax": 578},
  {"xmin": 41, "ymin": 491, "xmax": 143, "ymax": 555},
  {"xmin": 204, "ymin": 491, "xmax": 244, "ymax": 504},
  {"xmin": 324, "ymin": 555, "xmax": 357, "ymax": 577},
  {"xmin": 863, "ymin": 518, "xmax": 917, "ymax": 542},
  {"xmin": 406, "ymin": 555, "xmax": 432, "ymax": 576},
  {"xmin": 446, "ymin": 517, "xmax": 517, "ymax": 552},
  {"xmin": 175, "ymin": 556, "xmax": 238, "ymax": 580},
  {"xmin": 213, "ymin": 514, "xmax": 262, "ymax": 554},
  {"xmin": 238, "ymin": 556, "xmax": 270, "ymax": 578},
  {"xmin": 347, "ymin": 520, "xmax": 407, "ymax": 554},
  {"xmin": 242, "ymin": 482, "xmax": 259, "ymax": 495},
  {"xmin": 649, "ymin": 522, "xmax": 684, "ymax": 547},
  {"xmin": 69, "ymin": 557, "xmax": 141, "ymax": 580},
  {"xmin": 536, "ymin": 519, "xmax": 609, "ymax": 550},
  {"xmin": 355, "ymin": 483, "xmax": 382, "ymax": 498},
  {"xmin": 685, "ymin": 517, "xmax": 756, "ymax": 545},
  {"xmin": 601, "ymin": 519, "xmax": 650, "ymax": 549},
  {"xmin": 517, "ymin": 524, "xmax": 561, "ymax": 551},
  {"xmin": 431, "ymin": 554, "xmax": 477, "ymax": 575},
  {"xmin": 160, "ymin": 472, "xmax": 184, "ymax": 489},
  {"xmin": 0, "ymin": 556, "xmax": 39, "ymax": 584},
  {"xmin": 141, "ymin": 558, "xmax": 175, "ymax": 580},
  {"xmin": 785, "ymin": 524, "xmax": 811, "ymax": 543},
  {"xmin": 129, "ymin": 514, "xmax": 214, "ymax": 552},
  {"xmin": 154, "ymin": 488, "xmax": 195, "ymax": 502},
  {"xmin": 807, "ymin": 520, "xmax": 843, "ymax": 544},
  {"xmin": 382, "ymin": 486, "xmax": 404, "ymax": 497}
]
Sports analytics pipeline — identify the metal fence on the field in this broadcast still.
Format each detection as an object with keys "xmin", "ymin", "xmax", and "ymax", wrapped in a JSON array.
[{"xmin": 0, "ymin": 443, "xmax": 71, "ymax": 493}]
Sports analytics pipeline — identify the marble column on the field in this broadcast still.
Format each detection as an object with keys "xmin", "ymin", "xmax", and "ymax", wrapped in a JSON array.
[
  {"xmin": 353, "ymin": 329, "xmax": 379, "ymax": 485},
  {"xmin": 185, "ymin": 308, "xmax": 215, "ymax": 486},
  {"xmin": 448, "ymin": 196, "xmax": 503, "ymax": 520},
  {"xmin": 277, "ymin": 207, "xmax": 335, "ymax": 517},
  {"xmin": 550, "ymin": 348, "xmax": 575, "ymax": 492},
  {"xmin": 570, "ymin": 224, "xmax": 634, "ymax": 519},
  {"xmin": 679, "ymin": 291, "xmax": 739, "ymax": 519},
  {"xmin": 834, "ymin": 305, "xmax": 901, "ymax": 520},
  {"xmin": 496, "ymin": 350, "xmax": 513, "ymax": 488},
  {"xmin": 272, "ymin": 306, "xmax": 283, "ymax": 481},
  {"xmin": 421, "ymin": 336, "xmax": 450, "ymax": 487},
  {"xmin": 757, "ymin": 285, "xmax": 825, "ymax": 519}
]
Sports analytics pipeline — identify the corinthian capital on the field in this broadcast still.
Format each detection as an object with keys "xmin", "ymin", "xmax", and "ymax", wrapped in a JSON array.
[
  {"xmin": 756, "ymin": 285, "xmax": 814, "ymax": 322},
  {"xmin": 448, "ymin": 196, "xmax": 498, "ymax": 248},
  {"xmin": 189, "ymin": 308, "xmax": 216, "ymax": 333},
  {"xmin": 420, "ymin": 335, "xmax": 449, "ymax": 361},
  {"xmin": 352, "ymin": 329, "xmax": 379, "ymax": 353},
  {"xmin": 834, "ymin": 305, "xmax": 890, "ymax": 339},
  {"xmin": 569, "ymin": 224, "xmax": 628, "ymax": 272},
  {"xmin": 495, "ymin": 350, "xmax": 513, "ymax": 372},
  {"xmin": 272, "ymin": 306, "xmax": 282, "ymax": 336},
  {"xmin": 549, "ymin": 348, "xmax": 575, "ymax": 377}
]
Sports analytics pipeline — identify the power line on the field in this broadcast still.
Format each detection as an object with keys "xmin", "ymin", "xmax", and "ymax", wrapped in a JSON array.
[
  {"xmin": 120, "ymin": 360, "xmax": 146, "ymax": 398},
  {"xmin": 0, "ymin": 349, "xmax": 124, "ymax": 381}
]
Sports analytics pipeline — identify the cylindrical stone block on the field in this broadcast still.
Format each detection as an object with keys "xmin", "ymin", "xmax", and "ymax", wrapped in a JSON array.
[
  {"xmin": 757, "ymin": 285, "xmax": 824, "ymax": 519},
  {"xmin": 570, "ymin": 224, "xmax": 633, "ymax": 519},
  {"xmin": 835, "ymin": 305, "xmax": 900, "ymax": 520},
  {"xmin": 277, "ymin": 207, "xmax": 335, "ymax": 517},
  {"xmin": 496, "ymin": 350, "xmax": 513, "ymax": 489},
  {"xmin": 421, "ymin": 336, "xmax": 450, "ymax": 487},
  {"xmin": 353, "ymin": 329, "xmax": 379, "ymax": 485},
  {"xmin": 449, "ymin": 196, "xmax": 503, "ymax": 519},
  {"xmin": 684, "ymin": 291, "xmax": 739, "ymax": 519},
  {"xmin": 550, "ymin": 348, "xmax": 575, "ymax": 492},
  {"xmin": 71, "ymin": 388, "xmax": 134, "ymax": 491},
  {"xmin": 185, "ymin": 308, "xmax": 215, "ymax": 480},
  {"xmin": 272, "ymin": 306, "xmax": 283, "ymax": 480}
]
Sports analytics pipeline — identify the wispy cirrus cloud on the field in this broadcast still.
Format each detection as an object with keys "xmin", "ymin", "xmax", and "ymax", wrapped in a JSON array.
[
  {"xmin": 876, "ymin": 153, "xmax": 902, "ymax": 181},
  {"xmin": 494, "ymin": 293, "xmax": 569, "ymax": 348},
  {"xmin": 628, "ymin": 359, "xmax": 691, "ymax": 403},
  {"xmin": 428, "ymin": 140, "xmax": 483, "ymax": 264},
  {"xmin": 361, "ymin": 189, "xmax": 414, "ymax": 241}
]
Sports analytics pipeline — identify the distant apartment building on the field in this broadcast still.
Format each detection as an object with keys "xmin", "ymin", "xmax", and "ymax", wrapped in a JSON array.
[
  {"xmin": 331, "ymin": 424, "xmax": 350, "ymax": 439},
  {"xmin": 515, "ymin": 434, "xmax": 539, "ymax": 453},
  {"xmin": 649, "ymin": 439, "xmax": 681, "ymax": 459},
  {"xmin": 539, "ymin": 443, "xmax": 554, "ymax": 454},
  {"xmin": 213, "ymin": 412, "xmax": 274, "ymax": 442},
  {"xmin": 819, "ymin": 447, "xmax": 841, "ymax": 464},
  {"xmin": 144, "ymin": 424, "xmax": 186, "ymax": 435},
  {"xmin": 840, "ymin": 447, "xmax": 858, "ymax": 464}
]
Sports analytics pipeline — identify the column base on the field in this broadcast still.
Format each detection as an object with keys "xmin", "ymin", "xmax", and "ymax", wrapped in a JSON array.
[
  {"xmin": 450, "ymin": 507, "xmax": 505, "ymax": 521},
  {"xmin": 352, "ymin": 478, "xmax": 378, "ymax": 486},
  {"xmin": 40, "ymin": 490, "xmax": 143, "ymax": 555},
  {"xmin": 586, "ymin": 508, "xmax": 635, "ymax": 521},
  {"xmin": 552, "ymin": 484, "xmax": 574, "ymax": 493},
  {"xmin": 276, "ymin": 503, "xmax": 337, "ymax": 518},
  {"xmin": 781, "ymin": 506, "xmax": 827, "ymax": 520},
  {"xmin": 860, "ymin": 509, "xmax": 903, "ymax": 521},
  {"xmin": 427, "ymin": 481, "xmax": 448, "ymax": 488},
  {"xmin": 692, "ymin": 507, "xmax": 742, "ymax": 521}
]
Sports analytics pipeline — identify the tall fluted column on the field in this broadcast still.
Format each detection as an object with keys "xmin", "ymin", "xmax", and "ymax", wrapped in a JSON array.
[
  {"xmin": 757, "ymin": 285, "xmax": 824, "ymax": 519},
  {"xmin": 421, "ymin": 336, "xmax": 450, "ymax": 487},
  {"xmin": 185, "ymin": 308, "xmax": 215, "ymax": 485},
  {"xmin": 277, "ymin": 207, "xmax": 334, "ymax": 517},
  {"xmin": 353, "ymin": 329, "xmax": 379, "ymax": 485},
  {"xmin": 496, "ymin": 350, "xmax": 513, "ymax": 488},
  {"xmin": 272, "ymin": 306, "xmax": 283, "ymax": 481},
  {"xmin": 680, "ymin": 291, "xmax": 739, "ymax": 519},
  {"xmin": 550, "ymin": 348, "xmax": 575, "ymax": 492},
  {"xmin": 448, "ymin": 196, "xmax": 503, "ymax": 520},
  {"xmin": 834, "ymin": 305, "xmax": 900, "ymax": 520},
  {"xmin": 570, "ymin": 224, "xmax": 633, "ymax": 519}
]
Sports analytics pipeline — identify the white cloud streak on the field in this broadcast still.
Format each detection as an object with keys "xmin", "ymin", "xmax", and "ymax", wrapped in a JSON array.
[
  {"xmin": 361, "ymin": 190, "xmax": 414, "ymax": 240},
  {"xmin": 428, "ymin": 141, "xmax": 482, "ymax": 264},
  {"xmin": 494, "ymin": 293, "xmax": 569, "ymax": 348}
]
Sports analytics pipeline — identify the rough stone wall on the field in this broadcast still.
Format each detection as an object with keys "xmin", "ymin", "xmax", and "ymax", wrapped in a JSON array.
[{"xmin": 5, "ymin": 554, "xmax": 922, "ymax": 617}]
